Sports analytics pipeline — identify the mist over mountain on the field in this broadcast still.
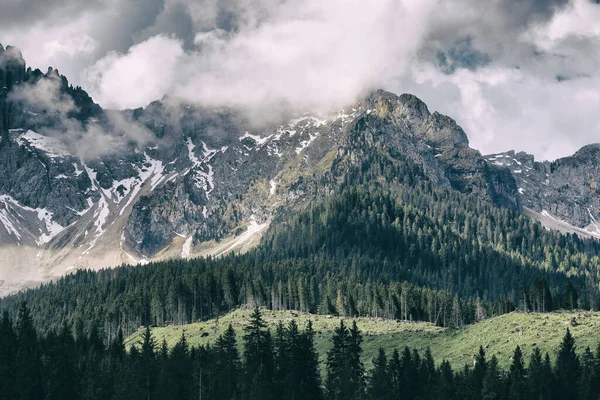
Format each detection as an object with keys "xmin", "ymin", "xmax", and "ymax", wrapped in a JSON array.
[
  {"xmin": 0, "ymin": 44, "xmax": 599, "ymax": 296},
  {"xmin": 3, "ymin": 2, "xmax": 600, "ymax": 399}
]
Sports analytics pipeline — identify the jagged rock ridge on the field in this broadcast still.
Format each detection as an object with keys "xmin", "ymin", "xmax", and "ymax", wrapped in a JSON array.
[
  {"xmin": 484, "ymin": 146, "xmax": 600, "ymax": 239},
  {"xmin": 0, "ymin": 44, "xmax": 593, "ymax": 292}
]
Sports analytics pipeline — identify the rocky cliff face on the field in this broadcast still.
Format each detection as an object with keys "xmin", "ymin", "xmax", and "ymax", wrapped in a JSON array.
[
  {"xmin": 0, "ymin": 45, "xmax": 593, "ymax": 292},
  {"xmin": 484, "ymin": 146, "xmax": 600, "ymax": 239},
  {"xmin": 0, "ymin": 44, "xmax": 26, "ymax": 91}
]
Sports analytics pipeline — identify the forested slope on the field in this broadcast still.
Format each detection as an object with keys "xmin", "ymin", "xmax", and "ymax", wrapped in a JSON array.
[{"xmin": 2, "ymin": 174, "xmax": 600, "ymax": 337}]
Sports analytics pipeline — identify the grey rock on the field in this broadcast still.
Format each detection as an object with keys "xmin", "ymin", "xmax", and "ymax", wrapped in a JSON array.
[{"xmin": 484, "ymin": 144, "xmax": 600, "ymax": 231}]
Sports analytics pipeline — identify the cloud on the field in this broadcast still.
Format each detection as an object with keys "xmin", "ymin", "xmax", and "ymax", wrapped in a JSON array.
[
  {"xmin": 436, "ymin": 36, "xmax": 492, "ymax": 74},
  {"xmin": 83, "ymin": 35, "xmax": 184, "ymax": 110},
  {"xmin": 2, "ymin": 0, "xmax": 600, "ymax": 160},
  {"xmin": 9, "ymin": 74, "xmax": 154, "ymax": 159},
  {"xmin": 84, "ymin": 0, "xmax": 438, "ymax": 115},
  {"xmin": 9, "ymin": 73, "xmax": 76, "ymax": 115},
  {"xmin": 0, "ymin": 0, "xmax": 105, "ymax": 28}
]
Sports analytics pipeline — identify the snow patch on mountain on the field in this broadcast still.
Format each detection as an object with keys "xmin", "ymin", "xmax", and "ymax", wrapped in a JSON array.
[
  {"xmin": 240, "ymin": 132, "xmax": 272, "ymax": 147},
  {"xmin": 16, "ymin": 130, "xmax": 70, "ymax": 158},
  {"xmin": 295, "ymin": 133, "xmax": 319, "ymax": 154},
  {"xmin": 181, "ymin": 236, "xmax": 193, "ymax": 258},
  {"xmin": 0, "ymin": 195, "xmax": 65, "ymax": 245}
]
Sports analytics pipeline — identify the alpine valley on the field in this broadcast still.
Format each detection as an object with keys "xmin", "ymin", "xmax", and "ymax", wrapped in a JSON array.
[{"xmin": 0, "ymin": 44, "xmax": 599, "ymax": 295}]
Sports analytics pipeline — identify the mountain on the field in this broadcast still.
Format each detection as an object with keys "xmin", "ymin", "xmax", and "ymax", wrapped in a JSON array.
[
  {"xmin": 0, "ymin": 44, "xmax": 597, "ymax": 294},
  {"xmin": 484, "ymin": 147, "xmax": 600, "ymax": 239}
]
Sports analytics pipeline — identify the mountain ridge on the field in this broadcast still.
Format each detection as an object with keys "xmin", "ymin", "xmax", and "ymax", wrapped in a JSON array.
[{"xmin": 0, "ymin": 44, "xmax": 598, "ymax": 294}]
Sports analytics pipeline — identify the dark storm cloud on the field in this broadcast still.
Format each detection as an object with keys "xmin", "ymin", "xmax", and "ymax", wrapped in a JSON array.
[
  {"xmin": 436, "ymin": 36, "xmax": 491, "ymax": 74},
  {"xmin": 497, "ymin": 0, "xmax": 571, "ymax": 28},
  {"xmin": 0, "ymin": 0, "xmax": 104, "ymax": 27},
  {"xmin": 137, "ymin": 2, "xmax": 197, "ymax": 50},
  {"xmin": 88, "ymin": 0, "xmax": 167, "ymax": 55},
  {"xmin": 425, "ymin": 0, "xmax": 574, "ymax": 76},
  {"xmin": 2, "ymin": 0, "xmax": 600, "ymax": 160}
]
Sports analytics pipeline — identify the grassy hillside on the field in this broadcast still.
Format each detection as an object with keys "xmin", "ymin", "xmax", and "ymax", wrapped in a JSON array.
[{"xmin": 126, "ymin": 308, "xmax": 600, "ymax": 369}]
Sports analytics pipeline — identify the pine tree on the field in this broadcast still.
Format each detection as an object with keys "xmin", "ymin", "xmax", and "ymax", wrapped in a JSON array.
[
  {"xmin": 400, "ymin": 346, "xmax": 419, "ymax": 399},
  {"xmin": 367, "ymin": 348, "xmax": 391, "ymax": 400},
  {"xmin": 555, "ymin": 328, "xmax": 580, "ymax": 400},
  {"xmin": 15, "ymin": 302, "xmax": 43, "ymax": 400},
  {"xmin": 213, "ymin": 324, "xmax": 241, "ymax": 400},
  {"xmin": 326, "ymin": 320, "xmax": 351, "ymax": 400},
  {"xmin": 508, "ymin": 345, "xmax": 526, "ymax": 400},
  {"xmin": 589, "ymin": 343, "xmax": 600, "ymax": 400},
  {"xmin": 438, "ymin": 360, "xmax": 456, "ymax": 400},
  {"xmin": 111, "ymin": 328, "xmax": 126, "ymax": 361},
  {"xmin": 527, "ymin": 348, "xmax": 547, "ymax": 400},
  {"xmin": 579, "ymin": 346, "xmax": 595, "ymax": 400},
  {"xmin": 420, "ymin": 348, "xmax": 438, "ymax": 400},
  {"xmin": 348, "ymin": 320, "xmax": 366, "ymax": 399},
  {"xmin": 482, "ymin": 355, "xmax": 505, "ymax": 400},
  {"xmin": 45, "ymin": 324, "xmax": 81, "ymax": 400},
  {"xmin": 470, "ymin": 346, "xmax": 487, "ymax": 399},
  {"xmin": 0, "ymin": 311, "xmax": 16, "ymax": 400},
  {"xmin": 388, "ymin": 349, "xmax": 402, "ymax": 399},
  {"xmin": 273, "ymin": 321, "xmax": 288, "ymax": 399},
  {"xmin": 284, "ymin": 320, "xmax": 302, "ymax": 400},
  {"xmin": 163, "ymin": 332, "xmax": 193, "ymax": 399},
  {"xmin": 243, "ymin": 308, "xmax": 276, "ymax": 400},
  {"xmin": 137, "ymin": 326, "xmax": 158, "ymax": 399},
  {"xmin": 299, "ymin": 320, "xmax": 323, "ymax": 400}
]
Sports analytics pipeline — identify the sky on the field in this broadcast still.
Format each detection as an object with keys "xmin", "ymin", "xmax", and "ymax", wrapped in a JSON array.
[{"xmin": 1, "ymin": 0, "xmax": 599, "ymax": 161}]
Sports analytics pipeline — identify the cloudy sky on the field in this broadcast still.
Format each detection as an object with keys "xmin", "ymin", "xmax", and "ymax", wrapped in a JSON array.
[{"xmin": 1, "ymin": 0, "xmax": 599, "ymax": 160}]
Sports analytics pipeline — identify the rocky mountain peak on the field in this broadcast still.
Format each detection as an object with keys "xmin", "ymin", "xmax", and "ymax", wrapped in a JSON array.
[
  {"xmin": 558, "ymin": 143, "xmax": 600, "ymax": 167},
  {"xmin": 484, "ymin": 145, "xmax": 600, "ymax": 239},
  {"xmin": 0, "ymin": 44, "xmax": 26, "ymax": 91},
  {"xmin": 362, "ymin": 90, "xmax": 468, "ymax": 148},
  {"xmin": 0, "ymin": 41, "xmax": 595, "ymax": 294},
  {"xmin": 397, "ymin": 93, "xmax": 431, "ymax": 118}
]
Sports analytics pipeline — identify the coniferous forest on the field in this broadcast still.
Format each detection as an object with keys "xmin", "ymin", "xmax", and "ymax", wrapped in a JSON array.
[
  {"xmin": 1, "ymin": 166, "xmax": 600, "ymax": 399},
  {"xmin": 1, "ymin": 305, "xmax": 599, "ymax": 400},
  {"xmin": 1, "ymin": 183, "xmax": 598, "ymax": 337},
  {"xmin": 2, "ymin": 1, "xmax": 600, "ymax": 398}
]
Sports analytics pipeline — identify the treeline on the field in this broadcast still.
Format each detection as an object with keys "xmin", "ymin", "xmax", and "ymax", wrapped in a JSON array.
[
  {"xmin": 0, "ymin": 255, "xmax": 582, "ymax": 339},
  {"xmin": 0, "ymin": 261, "xmax": 512, "ymax": 338},
  {"xmin": 1, "ymin": 304, "xmax": 599, "ymax": 400},
  {"xmin": 1, "ymin": 184, "xmax": 596, "ymax": 337},
  {"xmin": 262, "ymin": 186, "xmax": 600, "ymax": 302}
]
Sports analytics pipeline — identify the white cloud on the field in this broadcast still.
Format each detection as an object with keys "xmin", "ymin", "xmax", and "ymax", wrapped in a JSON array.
[
  {"xmin": 83, "ymin": 35, "xmax": 185, "ymax": 109},
  {"xmin": 533, "ymin": 0, "xmax": 600, "ymax": 46},
  {"xmin": 175, "ymin": 0, "xmax": 436, "ymax": 113},
  {"xmin": 407, "ymin": 60, "xmax": 600, "ymax": 161},
  {"xmin": 80, "ymin": 0, "xmax": 437, "ymax": 115},
  {"xmin": 43, "ymin": 36, "xmax": 97, "ymax": 58},
  {"xmin": 2, "ymin": 0, "xmax": 600, "ymax": 160},
  {"xmin": 0, "ymin": 14, "xmax": 100, "ymax": 80}
]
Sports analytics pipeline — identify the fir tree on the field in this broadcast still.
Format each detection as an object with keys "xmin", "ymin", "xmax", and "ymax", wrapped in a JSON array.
[
  {"xmin": 367, "ymin": 348, "xmax": 391, "ymax": 400},
  {"xmin": 508, "ymin": 345, "xmax": 526, "ymax": 400},
  {"xmin": 213, "ymin": 324, "xmax": 241, "ymax": 400},
  {"xmin": 15, "ymin": 302, "xmax": 43, "ymax": 400},
  {"xmin": 555, "ymin": 328, "xmax": 580, "ymax": 400},
  {"xmin": 0, "ymin": 311, "xmax": 16, "ymax": 400},
  {"xmin": 243, "ymin": 308, "xmax": 276, "ymax": 400},
  {"xmin": 482, "ymin": 355, "xmax": 505, "ymax": 400}
]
